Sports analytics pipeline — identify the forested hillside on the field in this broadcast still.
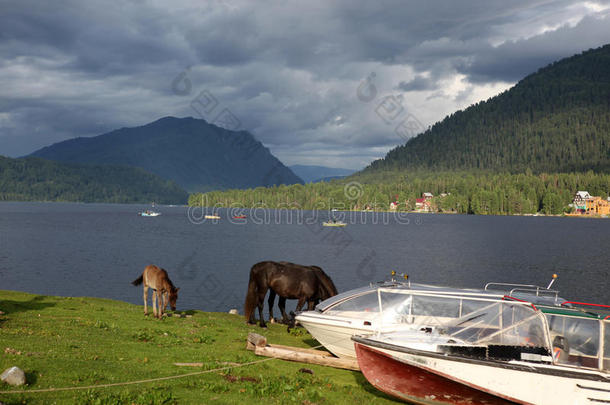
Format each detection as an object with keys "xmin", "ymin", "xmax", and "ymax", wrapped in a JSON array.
[
  {"xmin": 366, "ymin": 44, "xmax": 610, "ymax": 173},
  {"xmin": 0, "ymin": 156, "xmax": 188, "ymax": 204}
]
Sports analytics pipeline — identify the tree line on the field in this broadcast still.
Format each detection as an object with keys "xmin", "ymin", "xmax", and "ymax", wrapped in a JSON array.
[
  {"xmin": 189, "ymin": 170, "xmax": 610, "ymax": 216},
  {"xmin": 0, "ymin": 156, "xmax": 188, "ymax": 204}
]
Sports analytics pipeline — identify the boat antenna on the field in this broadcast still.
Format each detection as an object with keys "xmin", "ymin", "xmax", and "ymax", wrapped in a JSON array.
[{"xmin": 547, "ymin": 273, "xmax": 558, "ymax": 289}]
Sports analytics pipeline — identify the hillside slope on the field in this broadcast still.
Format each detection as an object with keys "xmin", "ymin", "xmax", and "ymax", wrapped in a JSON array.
[
  {"xmin": 289, "ymin": 165, "xmax": 356, "ymax": 183},
  {"xmin": 0, "ymin": 156, "xmax": 188, "ymax": 203},
  {"xmin": 367, "ymin": 44, "xmax": 610, "ymax": 174},
  {"xmin": 30, "ymin": 117, "xmax": 303, "ymax": 192}
]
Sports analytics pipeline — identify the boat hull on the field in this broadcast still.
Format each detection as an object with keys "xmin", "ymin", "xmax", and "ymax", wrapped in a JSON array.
[
  {"xmin": 354, "ymin": 342, "xmax": 516, "ymax": 405},
  {"xmin": 295, "ymin": 313, "xmax": 372, "ymax": 358},
  {"xmin": 354, "ymin": 338, "xmax": 610, "ymax": 405}
]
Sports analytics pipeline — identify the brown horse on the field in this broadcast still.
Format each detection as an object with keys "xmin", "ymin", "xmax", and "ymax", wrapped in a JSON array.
[
  {"xmin": 244, "ymin": 261, "xmax": 338, "ymax": 327},
  {"xmin": 269, "ymin": 262, "xmax": 338, "ymax": 324},
  {"xmin": 132, "ymin": 265, "xmax": 179, "ymax": 319}
]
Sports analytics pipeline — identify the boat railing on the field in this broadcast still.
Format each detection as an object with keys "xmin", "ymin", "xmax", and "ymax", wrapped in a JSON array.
[
  {"xmin": 561, "ymin": 301, "xmax": 610, "ymax": 318},
  {"xmin": 484, "ymin": 282, "xmax": 560, "ymax": 300}
]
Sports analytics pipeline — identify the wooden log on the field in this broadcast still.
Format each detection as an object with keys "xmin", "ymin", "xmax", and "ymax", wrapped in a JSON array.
[
  {"xmin": 247, "ymin": 332, "xmax": 267, "ymax": 347},
  {"xmin": 268, "ymin": 343, "xmax": 334, "ymax": 357},
  {"xmin": 253, "ymin": 345, "xmax": 359, "ymax": 371}
]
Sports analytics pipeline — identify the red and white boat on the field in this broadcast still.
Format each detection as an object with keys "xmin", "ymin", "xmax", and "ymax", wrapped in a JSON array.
[{"xmin": 353, "ymin": 291, "xmax": 610, "ymax": 405}]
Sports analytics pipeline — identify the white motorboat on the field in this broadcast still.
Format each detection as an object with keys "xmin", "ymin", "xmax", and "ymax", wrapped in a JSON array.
[
  {"xmin": 352, "ymin": 292, "xmax": 610, "ymax": 405},
  {"xmin": 139, "ymin": 210, "xmax": 160, "ymax": 217},
  {"xmin": 295, "ymin": 278, "xmax": 548, "ymax": 359},
  {"xmin": 322, "ymin": 220, "xmax": 347, "ymax": 227}
]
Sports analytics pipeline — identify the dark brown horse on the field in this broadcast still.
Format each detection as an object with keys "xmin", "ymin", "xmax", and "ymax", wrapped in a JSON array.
[
  {"xmin": 132, "ymin": 265, "xmax": 179, "ymax": 319},
  {"xmin": 244, "ymin": 261, "xmax": 338, "ymax": 327}
]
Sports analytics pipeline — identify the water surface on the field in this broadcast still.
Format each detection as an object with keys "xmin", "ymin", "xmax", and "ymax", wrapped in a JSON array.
[{"xmin": 0, "ymin": 202, "xmax": 607, "ymax": 315}]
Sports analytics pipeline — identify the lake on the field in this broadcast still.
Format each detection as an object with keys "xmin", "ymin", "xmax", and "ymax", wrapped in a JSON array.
[{"xmin": 0, "ymin": 202, "xmax": 608, "ymax": 316}]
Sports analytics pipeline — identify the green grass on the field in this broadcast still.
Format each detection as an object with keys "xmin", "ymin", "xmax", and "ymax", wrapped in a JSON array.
[{"xmin": 0, "ymin": 290, "xmax": 399, "ymax": 404}]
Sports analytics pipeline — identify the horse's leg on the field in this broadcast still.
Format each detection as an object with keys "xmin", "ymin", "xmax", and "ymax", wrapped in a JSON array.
[
  {"xmin": 143, "ymin": 285, "xmax": 149, "ymax": 316},
  {"xmin": 295, "ymin": 297, "xmax": 307, "ymax": 313},
  {"xmin": 257, "ymin": 289, "xmax": 267, "ymax": 328},
  {"xmin": 278, "ymin": 296, "xmax": 289, "ymax": 324},
  {"xmin": 158, "ymin": 290, "xmax": 165, "ymax": 318},
  {"xmin": 162, "ymin": 291, "xmax": 168, "ymax": 312},
  {"xmin": 152, "ymin": 290, "xmax": 158, "ymax": 318},
  {"xmin": 267, "ymin": 290, "xmax": 276, "ymax": 322}
]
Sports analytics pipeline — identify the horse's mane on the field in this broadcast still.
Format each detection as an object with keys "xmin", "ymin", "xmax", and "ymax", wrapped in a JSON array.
[
  {"xmin": 161, "ymin": 268, "xmax": 177, "ymax": 291},
  {"xmin": 310, "ymin": 266, "xmax": 338, "ymax": 299}
]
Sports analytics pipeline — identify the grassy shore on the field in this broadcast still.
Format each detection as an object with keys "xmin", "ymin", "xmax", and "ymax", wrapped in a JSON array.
[{"xmin": 0, "ymin": 290, "xmax": 398, "ymax": 404}]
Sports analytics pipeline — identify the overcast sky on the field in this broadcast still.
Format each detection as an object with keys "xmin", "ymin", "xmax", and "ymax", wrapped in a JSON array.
[{"xmin": 1, "ymin": 0, "xmax": 609, "ymax": 169}]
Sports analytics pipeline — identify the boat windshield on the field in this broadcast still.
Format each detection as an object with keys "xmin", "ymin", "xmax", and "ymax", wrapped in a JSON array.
[
  {"xmin": 441, "ymin": 300, "xmax": 550, "ymax": 350},
  {"xmin": 544, "ymin": 311, "xmax": 602, "ymax": 369},
  {"xmin": 324, "ymin": 290, "xmax": 380, "ymax": 317},
  {"xmin": 325, "ymin": 288, "xmax": 501, "ymax": 327}
]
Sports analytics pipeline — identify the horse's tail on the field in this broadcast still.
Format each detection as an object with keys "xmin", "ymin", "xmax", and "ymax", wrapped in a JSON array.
[
  {"xmin": 244, "ymin": 263, "xmax": 263, "ymax": 323},
  {"xmin": 312, "ymin": 267, "xmax": 338, "ymax": 299},
  {"xmin": 131, "ymin": 274, "xmax": 143, "ymax": 286}
]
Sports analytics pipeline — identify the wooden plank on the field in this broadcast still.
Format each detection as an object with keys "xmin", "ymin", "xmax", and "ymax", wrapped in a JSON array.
[
  {"xmin": 174, "ymin": 362, "xmax": 204, "ymax": 367},
  {"xmin": 253, "ymin": 345, "xmax": 360, "ymax": 371},
  {"xmin": 268, "ymin": 343, "xmax": 334, "ymax": 357}
]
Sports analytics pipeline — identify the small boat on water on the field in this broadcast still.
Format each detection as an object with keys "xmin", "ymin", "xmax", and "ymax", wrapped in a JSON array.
[
  {"xmin": 322, "ymin": 220, "xmax": 347, "ymax": 227},
  {"xmin": 205, "ymin": 214, "xmax": 221, "ymax": 219},
  {"xmin": 139, "ymin": 210, "xmax": 160, "ymax": 217},
  {"xmin": 352, "ymin": 284, "xmax": 610, "ymax": 404},
  {"xmin": 233, "ymin": 215, "xmax": 247, "ymax": 219}
]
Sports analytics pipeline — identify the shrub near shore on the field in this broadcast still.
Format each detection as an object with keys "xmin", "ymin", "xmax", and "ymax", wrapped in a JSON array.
[{"xmin": 0, "ymin": 290, "xmax": 397, "ymax": 404}]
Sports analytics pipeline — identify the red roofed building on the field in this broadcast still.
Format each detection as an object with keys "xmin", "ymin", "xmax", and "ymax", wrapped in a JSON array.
[{"xmin": 415, "ymin": 196, "xmax": 432, "ymax": 212}]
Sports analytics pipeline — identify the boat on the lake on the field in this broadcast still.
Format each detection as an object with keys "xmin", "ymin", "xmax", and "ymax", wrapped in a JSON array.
[
  {"xmin": 205, "ymin": 214, "xmax": 221, "ymax": 219},
  {"xmin": 322, "ymin": 220, "xmax": 347, "ymax": 227},
  {"xmin": 139, "ymin": 210, "xmax": 160, "ymax": 217},
  {"xmin": 295, "ymin": 277, "xmax": 554, "ymax": 359},
  {"xmin": 233, "ymin": 215, "xmax": 247, "ymax": 219},
  {"xmin": 352, "ymin": 286, "xmax": 610, "ymax": 404}
]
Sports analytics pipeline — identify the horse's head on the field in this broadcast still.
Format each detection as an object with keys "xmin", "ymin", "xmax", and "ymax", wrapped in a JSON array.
[{"xmin": 168, "ymin": 287, "xmax": 180, "ymax": 311}]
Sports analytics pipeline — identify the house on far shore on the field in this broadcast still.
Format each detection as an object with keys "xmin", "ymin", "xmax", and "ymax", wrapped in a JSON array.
[
  {"xmin": 571, "ymin": 191, "xmax": 610, "ymax": 216},
  {"xmin": 415, "ymin": 192, "xmax": 434, "ymax": 212},
  {"xmin": 573, "ymin": 191, "xmax": 591, "ymax": 208}
]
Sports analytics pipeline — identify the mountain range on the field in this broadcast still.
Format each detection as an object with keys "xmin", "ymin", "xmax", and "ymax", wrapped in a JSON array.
[
  {"xmin": 366, "ymin": 44, "xmax": 610, "ymax": 174},
  {"xmin": 5, "ymin": 44, "xmax": 610, "ymax": 204},
  {"xmin": 30, "ymin": 117, "xmax": 303, "ymax": 192}
]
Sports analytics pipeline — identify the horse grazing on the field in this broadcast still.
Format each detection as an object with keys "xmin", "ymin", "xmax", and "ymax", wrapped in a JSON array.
[
  {"xmin": 132, "ymin": 265, "xmax": 179, "ymax": 319},
  {"xmin": 244, "ymin": 261, "xmax": 338, "ymax": 327}
]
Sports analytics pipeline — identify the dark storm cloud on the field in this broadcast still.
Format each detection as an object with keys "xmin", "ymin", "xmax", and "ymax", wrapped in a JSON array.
[
  {"xmin": 463, "ymin": 14, "xmax": 610, "ymax": 82},
  {"xmin": 1, "ymin": 0, "xmax": 609, "ymax": 168},
  {"xmin": 397, "ymin": 75, "xmax": 438, "ymax": 92}
]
